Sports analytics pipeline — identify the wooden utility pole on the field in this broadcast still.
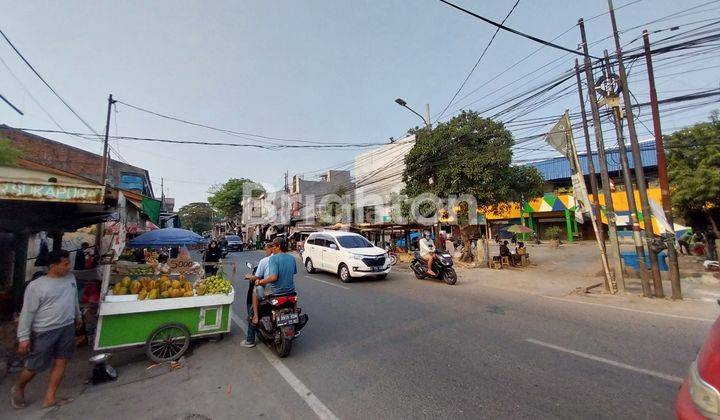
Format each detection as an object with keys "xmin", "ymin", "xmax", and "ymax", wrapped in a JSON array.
[
  {"xmin": 608, "ymin": 0, "xmax": 663, "ymax": 297},
  {"xmin": 602, "ymin": 50, "xmax": 652, "ymax": 297},
  {"xmin": 101, "ymin": 94, "xmax": 115, "ymax": 186},
  {"xmin": 579, "ymin": 19, "xmax": 622, "ymax": 292},
  {"xmin": 643, "ymin": 29, "xmax": 682, "ymax": 299}
]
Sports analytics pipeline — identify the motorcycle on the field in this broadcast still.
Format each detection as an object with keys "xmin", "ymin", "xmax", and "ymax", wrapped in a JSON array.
[
  {"xmin": 245, "ymin": 262, "xmax": 308, "ymax": 357},
  {"xmin": 410, "ymin": 250, "xmax": 457, "ymax": 285}
]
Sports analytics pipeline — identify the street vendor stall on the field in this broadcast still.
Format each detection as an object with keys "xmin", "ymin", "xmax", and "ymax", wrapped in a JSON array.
[{"xmin": 94, "ymin": 228, "xmax": 235, "ymax": 363}]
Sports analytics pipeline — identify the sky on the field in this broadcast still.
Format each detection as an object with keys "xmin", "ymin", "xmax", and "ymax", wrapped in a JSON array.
[{"xmin": 1, "ymin": 0, "xmax": 718, "ymax": 207}]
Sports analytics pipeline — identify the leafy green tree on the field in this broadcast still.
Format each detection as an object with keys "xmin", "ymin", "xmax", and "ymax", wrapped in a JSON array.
[
  {"xmin": 207, "ymin": 178, "xmax": 264, "ymax": 224},
  {"xmin": 667, "ymin": 112, "xmax": 720, "ymax": 232},
  {"xmin": 178, "ymin": 202, "xmax": 214, "ymax": 233},
  {"xmin": 0, "ymin": 138, "xmax": 22, "ymax": 166},
  {"xmin": 402, "ymin": 111, "xmax": 545, "ymax": 261}
]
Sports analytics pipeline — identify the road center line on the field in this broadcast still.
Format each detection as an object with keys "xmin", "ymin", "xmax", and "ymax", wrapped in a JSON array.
[
  {"xmin": 541, "ymin": 295, "xmax": 715, "ymax": 323},
  {"xmin": 303, "ymin": 276, "xmax": 350, "ymax": 290},
  {"xmin": 231, "ymin": 314, "xmax": 339, "ymax": 420},
  {"xmin": 526, "ymin": 338, "xmax": 684, "ymax": 383}
]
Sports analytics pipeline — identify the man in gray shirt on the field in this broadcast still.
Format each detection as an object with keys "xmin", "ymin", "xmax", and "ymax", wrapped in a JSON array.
[{"xmin": 12, "ymin": 250, "xmax": 82, "ymax": 409}]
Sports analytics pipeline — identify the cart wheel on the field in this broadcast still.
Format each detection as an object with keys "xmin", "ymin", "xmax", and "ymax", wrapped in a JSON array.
[{"xmin": 145, "ymin": 323, "xmax": 191, "ymax": 363}]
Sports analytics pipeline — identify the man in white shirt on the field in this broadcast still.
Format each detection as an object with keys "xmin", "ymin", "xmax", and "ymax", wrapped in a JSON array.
[{"xmin": 419, "ymin": 231, "xmax": 437, "ymax": 276}]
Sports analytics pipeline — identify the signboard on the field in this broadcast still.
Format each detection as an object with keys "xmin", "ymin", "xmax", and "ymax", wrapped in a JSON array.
[
  {"xmin": 168, "ymin": 253, "xmax": 199, "ymax": 274},
  {"xmin": 0, "ymin": 178, "xmax": 104, "ymax": 204}
]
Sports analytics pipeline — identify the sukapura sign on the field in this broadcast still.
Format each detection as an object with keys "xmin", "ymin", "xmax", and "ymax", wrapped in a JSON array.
[{"xmin": 0, "ymin": 179, "xmax": 105, "ymax": 204}]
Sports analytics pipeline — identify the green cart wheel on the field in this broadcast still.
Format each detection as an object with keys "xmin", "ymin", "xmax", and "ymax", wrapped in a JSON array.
[{"xmin": 145, "ymin": 323, "xmax": 191, "ymax": 363}]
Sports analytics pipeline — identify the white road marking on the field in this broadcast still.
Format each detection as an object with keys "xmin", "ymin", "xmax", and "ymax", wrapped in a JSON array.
[
  {"xmin": 231, "ymin": 314, "xmax": 339, "ymax": 420},
  {"xmin": 303, "ymin": 276, "xmax": 350, "ymax": 290},
  {"xmin": 541, "ymin": 295, "xmax": 715, "ymax": 323},
  {"xmin": 526, "ymin": 338, "xmax": 684, "ymax": 383}
]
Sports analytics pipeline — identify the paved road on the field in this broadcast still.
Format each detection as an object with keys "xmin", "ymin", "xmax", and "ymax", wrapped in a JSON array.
[{"xmin": 227, "ymin": 250, "xmax": 710, "ymax": 419}]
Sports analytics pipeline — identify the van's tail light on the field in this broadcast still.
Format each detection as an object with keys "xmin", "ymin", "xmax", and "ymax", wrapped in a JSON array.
[{"xmin": 688, "ymin": 361, "xmax": 720, "ymax": 417}]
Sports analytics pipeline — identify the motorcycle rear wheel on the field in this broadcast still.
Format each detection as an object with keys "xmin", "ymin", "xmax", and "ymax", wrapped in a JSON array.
[
  {"xmin": 275, "ymin": 329, "xmax": 293, "ymax": 358},
  {"xmin": 443, "ymin": 268, "xmax": 458, "ymax": 285}
]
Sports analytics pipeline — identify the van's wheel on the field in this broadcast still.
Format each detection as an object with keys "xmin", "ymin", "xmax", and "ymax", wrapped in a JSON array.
[
  {"xmin": 146, "ymin": 323, "xmax": 191, "ymax": 363},
  {"xmin": 305, "ymin": 258, "xmax": 315, "ymax": 274},
  {"xmin": 339, "ymin": 264, "xmax": 352, "ymax": 283}
]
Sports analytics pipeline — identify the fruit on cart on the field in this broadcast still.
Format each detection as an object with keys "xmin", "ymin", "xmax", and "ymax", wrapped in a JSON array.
[
  {"xmin": 195, "ymin": 283, "xmax": 207, "ymax": 296},
  {"xmin": 130, "ymin": 281, "xmax": 142, "ymax": 294},
  {"xmin": 170, "ymin": 288, "xmax": 182, "ymax": 298},
  {"xmin": 195, "ymin": 275, "xmax": 232, "ymax": 295},
  {"xmin": 121, "ymin": 277, "xmax": 132, "ymax": 288},
  {"xmin": 160, "ymin": 290, "xmax": 170, "ymax": 299},
  {"xmin": 171, "ymin": 280, "xmax": 181, "ymax": 289},
  {"xmin": 148, "ymin": 289, "xmax": 158, "ymax": 299},
  {"xmin": 138, "ymin": 289, "xmax": 148, "ymax": 300},
  {"xmin": 183, "ymin": 291, "xmax": 193, "ymax": 297}
]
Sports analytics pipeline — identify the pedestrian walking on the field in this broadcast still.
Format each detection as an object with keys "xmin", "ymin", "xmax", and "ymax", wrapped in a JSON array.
[
  {"xmin": 12, "ymin": 250, "xmax": 81, "ymax": 409},
  {"xmin": 707, "ymin": 227, "xmax": 718, "ymax": 261}
]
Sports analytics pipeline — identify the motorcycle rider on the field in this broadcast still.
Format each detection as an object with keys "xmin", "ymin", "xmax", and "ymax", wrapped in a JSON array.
[
  {"xmin": 251, "ymin": 237, "xmax": 296, "ymax": 325},
  {"xmin": 242, "ymin": 242, "xmax": 274, "ymax": 348},
  {"xmin": 419, "ymin": 230, "xmax": 437, "ymax": 276}
]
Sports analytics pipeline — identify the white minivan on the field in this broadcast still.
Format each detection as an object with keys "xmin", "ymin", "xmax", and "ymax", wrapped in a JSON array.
[{"xmin": 302, "ymin": 231, "xmax": 390, "ymax": 282}]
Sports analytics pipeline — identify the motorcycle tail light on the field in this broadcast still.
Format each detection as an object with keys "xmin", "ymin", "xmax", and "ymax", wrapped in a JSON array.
[{"xmin": 272, "ymin": 296, "xmax": 297, "ymax": 306}]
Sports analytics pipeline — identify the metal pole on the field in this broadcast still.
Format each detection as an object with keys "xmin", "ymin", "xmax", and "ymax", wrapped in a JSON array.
[
  {"xmin": 608, "ymin": 0, "xmax": 663, "ymax": 297},
  {"xmin": 603, "ymin": 50, "xmax": 652, "ymax": 297},
  {"xmin": 643, "ymin": 29, "xmax": 682, "ymax": 299},
  {"xmin": 101, "ymin": 94, "xmax": 114, "ymax": 186},
  {"xmin": 574, "ymin": 59, "xmax": 604, "ymax": 243},
  {"xmin": 579, "ymin": 19, "xmax": 622, "ymax": 293}
]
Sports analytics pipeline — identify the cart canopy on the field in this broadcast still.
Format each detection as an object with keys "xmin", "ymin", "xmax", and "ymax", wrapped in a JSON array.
[{"xmin": 128, "ymin": 227, "xmax": 208, "ymax": 247}]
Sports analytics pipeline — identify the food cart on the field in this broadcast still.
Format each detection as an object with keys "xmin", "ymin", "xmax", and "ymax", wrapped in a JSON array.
[{"xmin": 93, "ymin": 228, "xmax": 234, "ymax": 363}]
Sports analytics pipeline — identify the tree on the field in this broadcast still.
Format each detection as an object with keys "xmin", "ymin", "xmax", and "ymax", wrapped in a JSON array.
[
  {"xmin": 0, "ymin": 138, "xmax": 22, "ymax": 166},
  {"xmin": 402, "ymin": 111, "xmax": 545, "ymax": 262},
  {"xmin": 667, "ymin": 111, "xmax": 720, "ymax": 233},
  {"xmin": 178, "ymin": 202, "xmax": 214, "ymax": 233},
  {"xmin": 207, "ymin": 178, "xmax": 265, "ymax": 227}
]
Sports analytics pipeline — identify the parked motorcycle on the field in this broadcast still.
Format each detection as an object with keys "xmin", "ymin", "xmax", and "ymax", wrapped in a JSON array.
[
  {"xmin": 245, "ymin": 262, "xmax": 308, "ymax": 357},
  {"xmin": 410, "ymin": 250, "xmax": 457, "ymax": 285}
]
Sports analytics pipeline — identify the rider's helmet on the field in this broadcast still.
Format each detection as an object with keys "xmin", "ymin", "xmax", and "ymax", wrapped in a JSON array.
[{"xmin": 423, "ymin": 230, "xmax": 432, "ymax": 239}]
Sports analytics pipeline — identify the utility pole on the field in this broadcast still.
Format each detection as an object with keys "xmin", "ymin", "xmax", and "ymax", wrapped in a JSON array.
[
  {"xmin": 643, "ymin": 29, "xmax": 682, "ymax": 299},
  {"xmin": 579, "ymin": 19, "xmax": 623, "ymax": 292},
  {"xmin": 608, "ymin": 0, "xmax": 663, "ymax": 297},
  {"xmin": 574, "ymin": 59, "xmax": 605, "ymax": 248},
  {"xmin": 284, "ymin": 171, "xmax": 289, "ymax": 193},
  {"xmin": 602, "ymin": 50, "xmax": 652, "ymax": 297},
  {"xmin": 425, "ymin": 103, "xmax": 432, "ymax": 131},
  {"xmin": 101, "ymin": 94, "xmax": 115, "ymax": 186},
  {"xmin": 95, "ymin": 93, "xmax": 115, "ymax": 257}
]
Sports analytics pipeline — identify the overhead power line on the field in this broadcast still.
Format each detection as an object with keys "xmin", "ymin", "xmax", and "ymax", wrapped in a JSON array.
[
  {"xmin": 438, "ymin": 0, "xmax": 602, "ymax": 60},
  {"xmin": 436, "ymin": 0, "xmax": 521, "ymax": 121},
  {"xmin": 0, "ymin": 27, "xmax": 100, "ymax": 136},
  {"xmin": 117, "ymin": 100, "xmax": 373, "ymax": 146},
  {"xmin": 11, "ymin": 128, "xmax": 387, "ymax": 150}
]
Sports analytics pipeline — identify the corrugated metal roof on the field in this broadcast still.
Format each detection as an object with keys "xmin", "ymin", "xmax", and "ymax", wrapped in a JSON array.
[{"xmin": 527, "ymin": 140, "xmax": 658, "ymax": 181}]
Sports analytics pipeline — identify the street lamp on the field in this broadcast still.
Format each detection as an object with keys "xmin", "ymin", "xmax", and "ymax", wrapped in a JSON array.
[{"xmin": 394, "ymin": 98, "xmax": 431, "ymax": 131}]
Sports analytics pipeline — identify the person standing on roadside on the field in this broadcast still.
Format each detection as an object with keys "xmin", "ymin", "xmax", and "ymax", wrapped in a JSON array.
[{"xmin": 12, "ymin": 250, "xmax": 82, "ymax": 409}]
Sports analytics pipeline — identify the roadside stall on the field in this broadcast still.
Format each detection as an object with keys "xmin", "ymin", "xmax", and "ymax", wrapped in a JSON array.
[{"xmin": 94, "ymin": 228, "xmax": 235, "ymax": 363}]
